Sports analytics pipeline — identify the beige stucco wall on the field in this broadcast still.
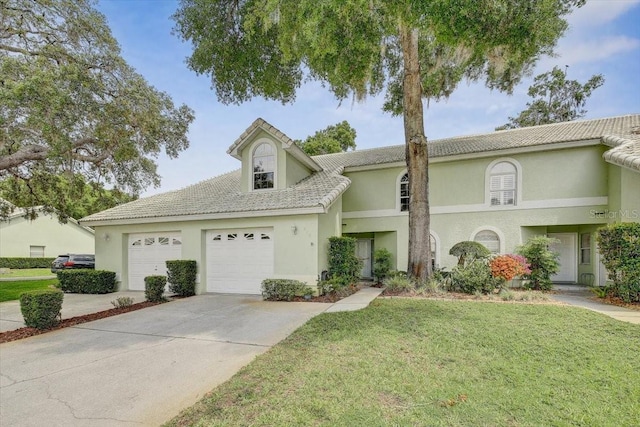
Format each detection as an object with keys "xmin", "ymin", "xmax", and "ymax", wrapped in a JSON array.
[
  {"xmin": 94, "ymin": 213, "xmax": 321, "ymax": 293},
  {"xmin": 0, "ymin": 214, "xmax": 94, "ymax": 258}
]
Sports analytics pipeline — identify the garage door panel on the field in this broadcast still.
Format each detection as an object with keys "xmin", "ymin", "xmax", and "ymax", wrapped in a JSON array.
[
  {"xmin": 128, "ymin": 233, "xmax": 182, "ymax": 291},
  {"xmin": 206, "ymin": 228, "xmax": 274, "ymax": 294}
]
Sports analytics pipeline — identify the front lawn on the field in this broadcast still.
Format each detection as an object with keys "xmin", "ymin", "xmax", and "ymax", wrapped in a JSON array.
[
  {"xmin": 167, "ymin": 299, "xmax": 640, "ymax": 427},
  {"xmin": 0, "ymin": 279, "xmax": 58, "ymax": 302},
  {"xmin": 0, "ymin": 268, "xmax": 53, "ymax": 278}
]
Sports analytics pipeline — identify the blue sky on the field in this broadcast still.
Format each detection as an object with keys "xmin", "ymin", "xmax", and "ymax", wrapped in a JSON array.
[{"xmin": 96, "ymin": 0, "xmax": 640, "ymax": 197}]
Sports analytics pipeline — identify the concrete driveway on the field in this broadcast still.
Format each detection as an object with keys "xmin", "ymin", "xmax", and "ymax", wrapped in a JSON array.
[{"xmin": 0, "ymin": 294, "xmax": 329, "ymax": 426}]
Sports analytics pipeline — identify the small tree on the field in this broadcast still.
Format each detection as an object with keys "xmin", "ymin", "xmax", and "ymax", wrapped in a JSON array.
[
  {"xmin": 449, "ymin": 241, "xmax": 491, "ymax": 266},
  {"xmin": 517, "ymin": 236, "xmax": 560, "ymax": 291},
  {"xmin": 597, "ymin": 223, "xmax": 640, "ymax": 303},
  {"xmin": 327, "ymin": 237, "xmax": 363, "ymax": 287},
  {"xmin": 373, "ymin": 248, "xmax": 393, "ymax": 284}
]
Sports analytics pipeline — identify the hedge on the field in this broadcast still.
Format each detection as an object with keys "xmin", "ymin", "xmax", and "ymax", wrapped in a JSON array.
[
  {"xmin": 0, "ymin": 257, "xmax": 55, "ymax": 269},
  {"xmin": 166, "ymin": 260, "xmax": 197, "ymax": 296},
  {"xmin": 57, "ymin": 270, "xmax": 117, "ymax": 294},
  {"xmin": 262, "ymin": 279, "xmax": 312, "ymax": 301},
  {"xmin": 328, "ymin": 236, "xmax": 362, "ymax": 287},
  {"xmin": 20, "ymin": 289, "xmax": 64, "ymax": 329},
  {"xmin": 597, "ymin": 222, "xmax": 640, "ymax": 303},
  {"xmin": 145, "ymin": 275, "xmax": 167, "ymax": 302}
]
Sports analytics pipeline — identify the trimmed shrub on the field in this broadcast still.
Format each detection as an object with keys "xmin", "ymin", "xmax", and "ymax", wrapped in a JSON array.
[
  {"xmin": 0, "ymin": 257, "xmax": 55, "ymax": 269},
  {"xmin": 328, "ymin": 236, "xmax": 363, "ymax": 287},
  {"xmin": 20, "ymin": 289, "xmax": 64, "ymax": 329},
  {"xmin": 166, "ymin": 260, "xmax": 197, "ymax": 296},
  {"xmin": 597, "ymin": 223, "xmax": 640, "ymax": 303},
  {"xmin": 490, "ymin": 254, "xmax": 531, "ymax": 282},
  {"xmin": 145, "ymin": 275, "xmax": 167, "ymax": 302},
  {"xmin": 517, "ymin": 236, "xmax": 560, "ymax": 291},
  {"xmin": 373, "ymin": 248, "xmax": 393, "ymax": 284},
  {"xmin": 451, "ymin": 260, "xmax": 498, "ymax": 294},
  {"xmin": 262, "ymin": 279, "xmax": 309, "ymax": 301},
  {"xmin": 57, "ymin": 270, "xmax": 117, "ymax": 294},
  {"xmin": 111, "ymin": 296, "xmax": 135, "ymax": 308},
  {"xmin": 449, "ymin": 241, "xmax": 491, "ymax": 266},
  {"xmin": 317, "ymin": 278, "xmax": 341, "ymax": 296}
]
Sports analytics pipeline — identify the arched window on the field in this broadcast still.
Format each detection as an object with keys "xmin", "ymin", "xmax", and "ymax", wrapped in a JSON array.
[
  {"xmin": 399, "ymin": 173, "xmax": 409, "ymax": 212},
  {"xmin": 253, "ymin": 143, "xmax": 275, "ymax": 190},
  {"xmin": 474, "ymin": 230, "xmax": 500, "ymax": 254},
  {"xmin": 489, "ymin": 161, "xmax": 516, "ymax": 206}
]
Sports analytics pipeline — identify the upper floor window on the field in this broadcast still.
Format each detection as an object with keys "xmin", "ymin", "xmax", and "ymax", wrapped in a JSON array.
[
  {"xmin": 400, "ymin": 173, "xmax": 409, "ymax": 212},
  {"xmin": 253, "ymin": 143, "xmax": 275, "ymax": 190},
  {"xmin": 489, "ymin": 161, "xmax": 516, "ymax": 206}
]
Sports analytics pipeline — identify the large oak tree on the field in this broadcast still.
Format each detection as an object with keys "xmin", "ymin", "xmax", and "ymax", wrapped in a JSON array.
[
  {"xmin": 0, "ymin": 0, "xmax": 194, "ymax": 221},
  {"xmin": 174, "ymin": 0, "xmax": 584, "ymax": 280}
]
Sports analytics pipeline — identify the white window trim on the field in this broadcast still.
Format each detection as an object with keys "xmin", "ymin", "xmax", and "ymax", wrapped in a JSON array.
[
  {"xmin": 430, "ymin": 230, "xmax": 441, "ymax": 269},
  {"xmin": 395, "ymin": 169, "xmax": 409, "ymax": 213},
  {"xmin": 249, "ymin": 138, "xmax": 277, "ymax": 192},
  {"xmin": 470, "ymin": 226, "xmax": 506, "ymax": 254},
  {"xmin": 485, "ymin": 158, "xmax": 522, "ymax": 208}
]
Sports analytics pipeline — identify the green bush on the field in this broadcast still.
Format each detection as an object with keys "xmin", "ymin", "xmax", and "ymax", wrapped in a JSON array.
[
  {"xmin": 20, "ymin": 289, "xmax": 64, "ymax": 329},
  {"xmin": 328, "ymin": 236, "xmax": 363, "ymax": 287},
  {"xmin": 145, "ymin": 275, "xmax": 167, "ymax": 302},
  {"xmin": 166, "ymin": 260, "xmax": 197, "ymax": 296},
  {"xmin": 373, "ymin": 248, "xmax": 393, "ymax": 284},
  {"xmin": 517, "ymin": 236, "xmax": 560, "ymax": 291},
  {"xmin": 597, "ymin": 223, "xmax": 640, "ymax": 303},
  {"xmin": 111, "ymin": 296, "xmax": 135, "ymax": 308},
  {"xmin": 57, "ymin": 270, "xmax": 117, "ymax": 294},
  {"xmin": 451, "ymin": 260, "xmax": 498, "ymax": 294},
  {"xmin": 449, "ymin": 241, "xmax": 491, "ymax": 266},
  {"xmin": 262, "ymin": 279, "xmax": 310, "ymax": 301},
  {"xmin": 0, "ymin": 257, "xmax": 55, "ymax": 269},
  {"xmin": 317, "ymin": 278, "xmax": 340, "ymax": 296},
  {"xmin": 383, "ymin": 275, "xmax": 415, "ymax": 292}
]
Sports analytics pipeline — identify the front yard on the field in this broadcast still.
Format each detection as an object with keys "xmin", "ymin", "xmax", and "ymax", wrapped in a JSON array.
[
  {"xmin": 167, "ymin": 299, "xmax": 639, "ymax": 427},
  {"xmin": 0, "ymin": 279, "xmax": 58, "ymax": 302}
]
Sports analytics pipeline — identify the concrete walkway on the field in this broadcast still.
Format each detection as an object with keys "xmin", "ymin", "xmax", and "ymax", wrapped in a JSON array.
[{"xmin": 551, "ymin": 286, "xmax": 640, "ymax": 324}]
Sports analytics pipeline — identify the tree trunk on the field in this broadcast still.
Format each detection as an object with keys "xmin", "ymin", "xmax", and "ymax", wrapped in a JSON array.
[{"xmin": 399, "ymin": 24, "xmax": 432, "ymax": 281}]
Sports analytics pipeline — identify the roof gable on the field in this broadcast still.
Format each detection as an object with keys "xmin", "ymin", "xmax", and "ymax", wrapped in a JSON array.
[{"xmin": 227, "ymin": 118, "xmax": 322, "ymax": 172}]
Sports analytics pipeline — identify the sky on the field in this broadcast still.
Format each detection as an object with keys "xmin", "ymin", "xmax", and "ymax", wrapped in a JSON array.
[{"xmin": 96, "ymin": 0, "xmax": 640, "ymax": 197}]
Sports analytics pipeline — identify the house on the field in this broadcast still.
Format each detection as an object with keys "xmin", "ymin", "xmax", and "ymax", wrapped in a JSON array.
[
  {"xmin": 80, "ymin": 114, "xmax": 640, "ymax": 293},
  {"xmin": 0, "ymin": 207, "xmax": 95, "ymax": 258}
]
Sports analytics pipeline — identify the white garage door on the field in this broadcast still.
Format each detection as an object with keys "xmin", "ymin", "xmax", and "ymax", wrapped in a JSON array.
[
  {"xmin": 128, "ymin": 233, "xmax": 182, "ymax": 291},
  {"xmin": 206, "ymin": 228, "xmax": 274, "ymax": 294}
]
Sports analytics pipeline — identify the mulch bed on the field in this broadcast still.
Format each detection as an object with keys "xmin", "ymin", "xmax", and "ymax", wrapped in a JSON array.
[
  {"xmin": 594, "ymin": 295, "xmax": 640, "ymax": 311},
  {"xmin": 0, "ymin": 300, "xmax": 162, "ymax": 344},
  {"xmin": 291, "ymin": 284, "xmax": 362, "ymax": 303}
]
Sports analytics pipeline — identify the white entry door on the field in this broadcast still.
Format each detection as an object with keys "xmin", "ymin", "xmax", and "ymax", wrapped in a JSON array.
[
  {"xmin": 128, "ymin": 233, "xmax": 182, "ymax": 291},
  {"xmin": 206, "ymin": 228, "xmax": 274, "ymax": 294},
  {"xmin": 357, "ymin": 239, "xmax": 373, "ymax": 278},
  {"xmin": 549, "ymin": 233, "xmax": 577, "ymax": 283}
]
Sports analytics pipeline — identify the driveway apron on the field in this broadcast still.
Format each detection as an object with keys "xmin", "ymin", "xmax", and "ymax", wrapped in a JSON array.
[{"xmin": 0, "ymin": 295, "xmax": 329, "ymax": 426}]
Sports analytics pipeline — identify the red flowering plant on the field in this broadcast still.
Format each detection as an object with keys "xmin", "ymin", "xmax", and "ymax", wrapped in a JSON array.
[{"xmin": 490, "ymin": 254, "xmax": 531, "ymax": 284}]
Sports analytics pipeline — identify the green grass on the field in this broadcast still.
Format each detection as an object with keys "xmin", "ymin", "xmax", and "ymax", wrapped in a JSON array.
[
  {"xmin": 0, "ymin": 268, "xmax": 53, "ymax": 278},
  {"xmin": 0, "ymin": 279, "xmax": 58, "ymax": 302},
  {"xmin": 166, "ymin": 299, "xmax": 640, "ymax": 427}
]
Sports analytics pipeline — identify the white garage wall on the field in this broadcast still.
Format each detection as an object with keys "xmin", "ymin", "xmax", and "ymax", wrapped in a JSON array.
[{"xmin": 93, "ymin": 213, "xmax": 321, "ymax": 293}]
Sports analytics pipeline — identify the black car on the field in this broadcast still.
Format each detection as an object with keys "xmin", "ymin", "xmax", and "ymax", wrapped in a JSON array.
[{"xmin": 51, "ymin": 254, "xmax": 95, "ymax": 273}]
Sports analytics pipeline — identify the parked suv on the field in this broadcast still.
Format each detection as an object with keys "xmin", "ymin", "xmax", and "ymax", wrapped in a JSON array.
[{"xmin": 51, "ymin": 254, "xmax": 95, "ymax": 273}]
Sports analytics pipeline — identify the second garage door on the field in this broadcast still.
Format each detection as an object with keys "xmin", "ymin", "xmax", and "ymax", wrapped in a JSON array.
[
  {"xmin": 128, "ymin": 233, "xmax": 182, "ymax": 291},
  {"xmin": 206, "ymin": 228, "xmax": 274, "ymax": 294}
]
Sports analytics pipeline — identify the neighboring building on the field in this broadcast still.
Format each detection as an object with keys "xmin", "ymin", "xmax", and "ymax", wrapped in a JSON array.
[
  {"xmin": 0, "ymin": 208, "xmax": 95, "ymax": 258},
  {"xmin": 81, "ymin": 114, "xmax": 640, "ymax": 293}
]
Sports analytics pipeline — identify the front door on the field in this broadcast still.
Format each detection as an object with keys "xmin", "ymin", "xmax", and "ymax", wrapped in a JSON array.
[
  {"xmin": 549, "ymin": 233, "xmax": 577, "ymax": 283},
  {"xmin": 356, "ymin": 239, "xmax": 373, "ymax": 279}
]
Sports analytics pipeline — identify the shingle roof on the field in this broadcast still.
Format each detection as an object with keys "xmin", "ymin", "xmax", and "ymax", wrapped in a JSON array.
[{"xmin": 81, "ymin": 114, "xmax": 639, "ymax": 224}]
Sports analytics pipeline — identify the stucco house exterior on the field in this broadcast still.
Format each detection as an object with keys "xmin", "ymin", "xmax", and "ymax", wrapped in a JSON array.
[
  {"xmin": 80, "ymin": 114, "xmax": 640, "ymax": 293},
  {"xmin": 0, "ymin": 207, "xmax": 95, "ymax": 258}
]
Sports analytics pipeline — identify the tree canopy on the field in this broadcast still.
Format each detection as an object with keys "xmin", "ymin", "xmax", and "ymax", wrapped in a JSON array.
[
  {"xmin": 497, "ymin": 66, "xmax": 604, "ymax": 130},
  {"xmin": 174, "ymin": 0, "xmax": 585, "ymax": 279},
  {"xmin": 296, "ymin": 121, "xmax": 357, "ymax": 156},
  {"xmin": 0, "ymin": 0, "xmax": 195, "ymax": 221}
]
